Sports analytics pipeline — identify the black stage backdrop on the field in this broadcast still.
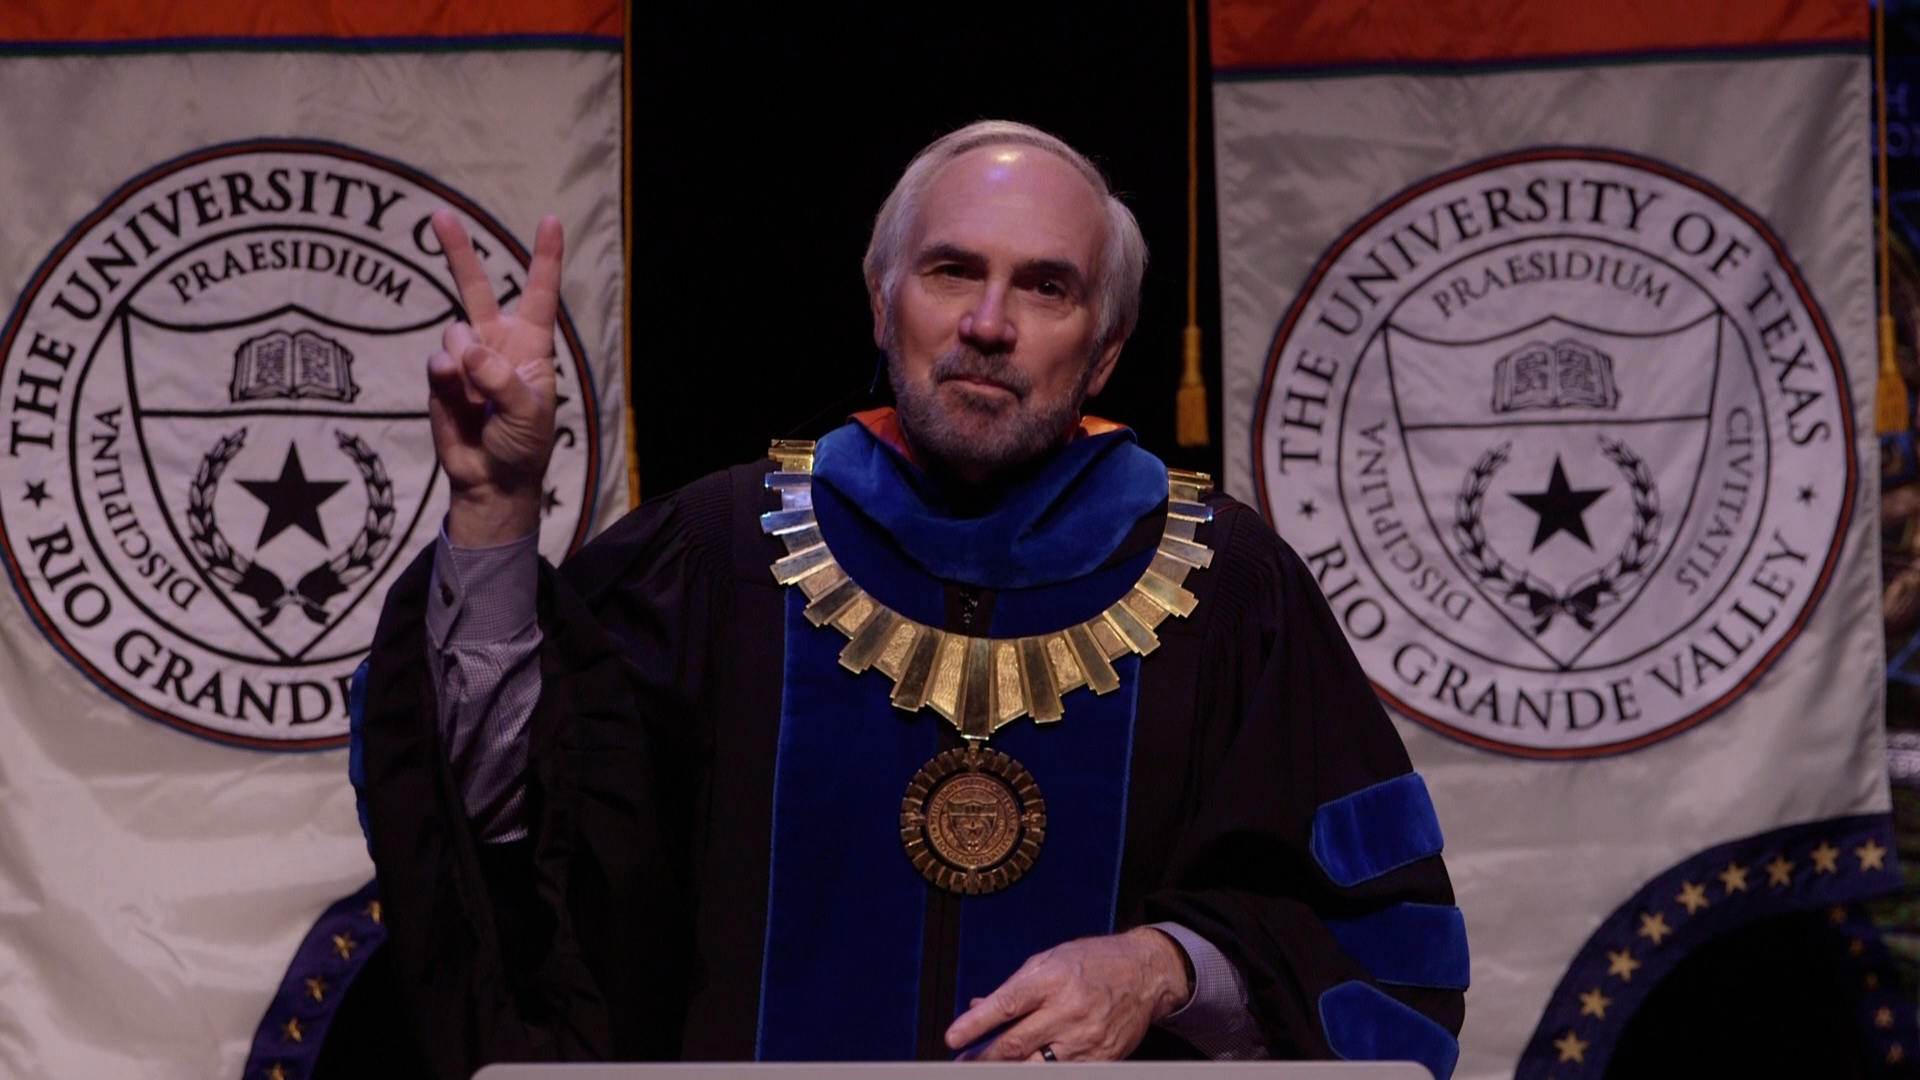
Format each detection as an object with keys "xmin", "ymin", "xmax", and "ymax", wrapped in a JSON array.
[{"xmin": 628, "ymin": 0, "xmax": 1225, "ymax": 497}]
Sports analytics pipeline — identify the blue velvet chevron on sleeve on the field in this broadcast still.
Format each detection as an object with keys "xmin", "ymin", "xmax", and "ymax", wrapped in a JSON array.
[
  {"xmin": 1328, "ymin": 902, "xmax": 1471, "ymax": 990},
  {"xmin": 1310, "ymin": 772, "xmax": 1445, "ymax": 888},
  {"xmin": 1319, "ymin": 980, "xmax": 1460, "ymax": 1080}
]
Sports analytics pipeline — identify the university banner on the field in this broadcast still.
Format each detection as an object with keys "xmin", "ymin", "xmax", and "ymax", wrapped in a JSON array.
[
  {"xmin": 0, "ymin": 4, "xmax": 626, "ymax": 1077},
  {"xmin": 1211, "ymin": 3, "xmax": 1898, "ymax": 1076}
]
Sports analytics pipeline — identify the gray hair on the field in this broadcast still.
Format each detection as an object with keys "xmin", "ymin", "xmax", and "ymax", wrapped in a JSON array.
[{"xmin": 863, "ymin": 120, "xmax": 1148, "ymax": 355}]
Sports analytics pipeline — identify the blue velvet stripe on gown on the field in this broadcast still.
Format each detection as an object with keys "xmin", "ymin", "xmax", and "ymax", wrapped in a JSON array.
[
  {"xmin": 755, "ymin": 420, "xmax": 1165, "ymax": 1059},
  {"xmin": 756, "ymin": 592, "xmax": 1144, "ymax": 1059},
  {"xmin": 756, "ymin": 588, "xmax": 935, "ymax": 1060}
]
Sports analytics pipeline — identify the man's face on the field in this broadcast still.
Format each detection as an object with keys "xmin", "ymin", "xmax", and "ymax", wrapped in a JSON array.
[{"xmin": 874, "ymin": 145, "xmax": 1124, "ymax": 481}]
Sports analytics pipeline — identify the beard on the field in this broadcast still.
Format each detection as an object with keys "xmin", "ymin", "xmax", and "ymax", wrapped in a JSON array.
[{"xmin": 887, "ymin": 335, "xmax": 1094, "ymax": 480}]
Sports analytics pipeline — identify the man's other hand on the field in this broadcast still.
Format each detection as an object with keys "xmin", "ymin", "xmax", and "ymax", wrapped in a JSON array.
[
  {"xmin": 945, "ymin": 927, "xmax": 1193, "ymax": 1062},
  {"xmin": 427, "ymin": 210, "xmax": 562, "ymax": 547}
]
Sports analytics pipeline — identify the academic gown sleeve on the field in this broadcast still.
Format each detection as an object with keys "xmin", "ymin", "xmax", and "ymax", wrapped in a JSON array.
[
  {"xmin": 359, "ymin": 468, "xmax": 739, "ymax": 1080},
  {"xmin": 1141, "ymin": 502, "xmax": 1467, "ymax": 1078}
]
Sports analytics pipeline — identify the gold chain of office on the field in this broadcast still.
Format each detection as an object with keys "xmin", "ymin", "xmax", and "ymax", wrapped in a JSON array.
[{"xmin": 759, "ymin": 439, "xmax": 1215, "ymax": 895}]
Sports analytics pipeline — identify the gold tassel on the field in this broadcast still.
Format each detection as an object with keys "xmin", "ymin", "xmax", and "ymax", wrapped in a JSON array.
[
  {"xmin": 1877, "ymin": 0, "xmax": 1907, "ymax": 436},
  {"xmin": 1175, "ymin": 0, "xmax": 1210, "ymax": 448},
  {"xmin": 1880, "ymin": 314, "xmax": 1909, "ymax": 434},
  {"xmin": 1177, "ymin": 326, "xmax": 1209, "ymax": 447}
]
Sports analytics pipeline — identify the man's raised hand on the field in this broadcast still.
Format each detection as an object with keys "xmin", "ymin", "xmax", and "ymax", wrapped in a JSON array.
[{"xmin": 426, "ymin": 209, "xmax": 563, "ymax": 547}]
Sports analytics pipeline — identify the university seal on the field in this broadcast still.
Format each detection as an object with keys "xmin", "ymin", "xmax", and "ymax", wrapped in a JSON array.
[
  {"xmin": 1253, "ymin": 149, "xmax": 1853, "ymax": 757},
  {"xmin": 0, "ymin": 140, "xmax": 600, "ymax": 749},
  {"xmin": 901, "ymin": 745, "xmax": 1047, "ymax": 895}
]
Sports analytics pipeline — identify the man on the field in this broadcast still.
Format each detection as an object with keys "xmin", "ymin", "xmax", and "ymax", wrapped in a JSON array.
[{"xmin": 359, "ymin": 121, "xmax": 1467, "ymax": 1077}]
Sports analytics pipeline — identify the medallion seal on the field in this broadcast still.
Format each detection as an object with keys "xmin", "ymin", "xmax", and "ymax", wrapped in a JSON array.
[{"xmin": 900, "ymin": 744, "xmax": 1047, "ymax": 895}]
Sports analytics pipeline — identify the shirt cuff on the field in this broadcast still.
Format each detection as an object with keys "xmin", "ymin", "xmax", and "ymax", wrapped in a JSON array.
[
  {"xmin": 1150, "ymin": 921, "xmax": 1252, "ymax": 1036},
  {"xmin": 427, "ymin": 522, "xmax": 539, "ymax": 650}
]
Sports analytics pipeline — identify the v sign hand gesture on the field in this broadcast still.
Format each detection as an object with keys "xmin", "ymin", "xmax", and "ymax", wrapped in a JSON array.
[{"xmin": 426, "ymin": 210, "xmax": 563, "ymax": 547}]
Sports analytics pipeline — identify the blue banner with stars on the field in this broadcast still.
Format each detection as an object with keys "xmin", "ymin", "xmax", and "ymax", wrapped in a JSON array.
[
  {"xmin": 1517, "ymin": 814, "xmax": 1905, "ymax": 1077},
  {"xmin": 243, "ymin": 881, "xmax": 386, "ymax": 1080}
]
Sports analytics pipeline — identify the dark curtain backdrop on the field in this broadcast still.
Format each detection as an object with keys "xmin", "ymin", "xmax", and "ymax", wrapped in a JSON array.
[{"xmin": 629, "ymin": 0, "xmax": 1225, "ymax": 497}]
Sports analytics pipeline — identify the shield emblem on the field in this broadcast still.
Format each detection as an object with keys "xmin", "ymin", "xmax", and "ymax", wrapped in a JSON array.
[
  {"xmin": 1386, "ymin": 313, "xmax": 1729, "ymax": 670},
  {"xmin": 118, "ymin": 303, "xmax": 444, "ymax": 663},
  {"xmin": 946, "ymin": 799, "xmax": 998, "ymax": 855}
]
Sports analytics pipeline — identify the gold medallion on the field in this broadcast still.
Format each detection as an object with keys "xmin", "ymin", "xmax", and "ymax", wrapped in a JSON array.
[{"xmin": 900, "ymin": 744, "xmax": 1046, "ymax": 895}]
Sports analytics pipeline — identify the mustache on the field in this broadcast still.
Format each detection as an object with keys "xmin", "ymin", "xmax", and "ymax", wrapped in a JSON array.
[{"xmin": 930, "ymin": 347, "xmax": 1032, "ymax": 400}]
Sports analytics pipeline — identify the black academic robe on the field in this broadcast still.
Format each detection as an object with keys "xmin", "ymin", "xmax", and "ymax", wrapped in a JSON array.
[{"xmin": 360, "ymin": 459, "xmax": 1465, "ymax": 1078}]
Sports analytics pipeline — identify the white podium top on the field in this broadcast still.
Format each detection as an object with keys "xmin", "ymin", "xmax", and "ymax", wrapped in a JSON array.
[{"xmin": 475, "ymin": 1064, "xmax": 1434, "ymax": 1080}]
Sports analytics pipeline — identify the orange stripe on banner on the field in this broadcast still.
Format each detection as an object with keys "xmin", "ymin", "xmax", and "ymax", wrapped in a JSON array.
[
  {"xmin": 0, "ymin": 0, "xmax": 619, "ymax": 43},
  {"xmin": 1212, "ymin": 0, "xmax": 1866, "ymax": 72}
]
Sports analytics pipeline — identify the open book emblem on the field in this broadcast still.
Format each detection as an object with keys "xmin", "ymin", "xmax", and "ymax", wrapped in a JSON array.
[
  {"xmin": 1492, "ymin": 338, "xmax": 1619, "ymax": 413},
  {"xmin": 232, "ymin": 329, "xmax": 359, "ymax": 404}
]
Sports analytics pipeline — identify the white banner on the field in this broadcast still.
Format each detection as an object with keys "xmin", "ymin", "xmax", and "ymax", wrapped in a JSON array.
[
  {"xmin": 1212, "ymin": 8, "xmax": 1892, "ymax": 1076},
  {"xmin": 0, "ymin": 30, "xmax": 625, "ymax": 1080}
]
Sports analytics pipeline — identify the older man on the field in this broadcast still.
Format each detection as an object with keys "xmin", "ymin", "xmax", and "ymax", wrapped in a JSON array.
[{"xmin": 359, "ymin": 121, "xmax": 1466, "ymax": 1077}]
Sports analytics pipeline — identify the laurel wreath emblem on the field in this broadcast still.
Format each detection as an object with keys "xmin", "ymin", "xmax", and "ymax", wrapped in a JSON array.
[
  {"xmin": 186, "ymin": 429, "xmax": 396, "ymax": 626},
  {"xmin": 1452, "ymin": 437, "xmax": 1660, "ymax": 635}
]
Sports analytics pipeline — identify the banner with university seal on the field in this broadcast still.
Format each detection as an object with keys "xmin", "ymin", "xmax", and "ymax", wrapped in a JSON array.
[
  {"xmin": 0, "ymin": 4, "xmax": 625, "ymax": 1077},
  {"xmin": 1212, "ymin": 2, "xmax": 1893, "ymax": 1076}
]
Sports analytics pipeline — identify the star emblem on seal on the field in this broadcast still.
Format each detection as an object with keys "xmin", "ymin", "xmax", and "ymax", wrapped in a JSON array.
[
  {"xmin": 239, "ymin": 445, "xmax": 348, "ymax": 547},
  {"xmin": 1509, "ymin": 457, "xmax": 1609, "ymax": 551}
]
